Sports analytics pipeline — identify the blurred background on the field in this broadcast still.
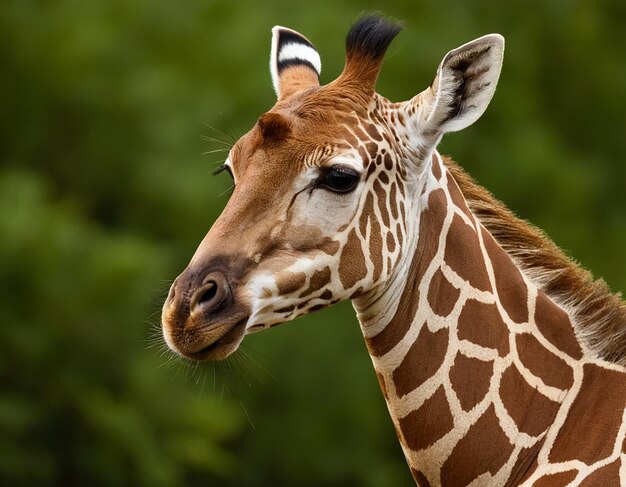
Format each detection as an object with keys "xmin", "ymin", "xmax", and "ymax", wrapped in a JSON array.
[{"xmin": 1, "ymin": 0, "xmax": 625, "ymax": 486}]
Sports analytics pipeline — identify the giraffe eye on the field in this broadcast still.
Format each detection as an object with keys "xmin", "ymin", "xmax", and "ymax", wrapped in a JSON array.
[{"xmin": 322, "ymin": 166, "xmax": 359, "ymax": 194}]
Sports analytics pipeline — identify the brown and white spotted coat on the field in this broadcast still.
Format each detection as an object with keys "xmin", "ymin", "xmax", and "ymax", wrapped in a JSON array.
[{"xmin": 162, "ymin": 16, "xmax": 626, "ymax": 486}]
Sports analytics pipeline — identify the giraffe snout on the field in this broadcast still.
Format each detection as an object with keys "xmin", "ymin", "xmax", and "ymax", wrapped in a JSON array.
[{"xmin": 161, "ymin": 265, "xmax": 249, "ymax": 361}]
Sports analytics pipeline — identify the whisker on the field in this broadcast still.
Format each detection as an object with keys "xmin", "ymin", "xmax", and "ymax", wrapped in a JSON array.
[
  {"xmin": 200, "ymin": 136, "xmax": 233, "ymax": 147},
  {"xmin": 223, "ymin": 124, "xmax": 240, "ymax": 145},
  {"xmin": 147, "ymin": 307, "xmax": 164, "ymax": 319},
  {"xmin": 156, "ymin": 348, "xmax": 182, "ymax": 370},
  {"xmin": 202, "ymin": 122, "xmax": 238, "ymax": 145},
  {"xmin": 240, "ymin": 400, "xmax": 256, "ymax": 431},
  {"xmin": 238, "ymin": 346, "xmax": 278, "ymax": 383},
  {"xmin": 218, "ymin": 184, "xmax": 235, "ymax": 198}
]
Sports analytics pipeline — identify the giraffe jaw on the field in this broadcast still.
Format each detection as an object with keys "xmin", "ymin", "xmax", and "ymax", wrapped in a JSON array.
[
  {"xmin": 162, "ymin": 311, "xmax": 249, "ymax": 361},
  {"xmin": 182, "ymin": 317, "xmax": 248, "ymax": 361}
]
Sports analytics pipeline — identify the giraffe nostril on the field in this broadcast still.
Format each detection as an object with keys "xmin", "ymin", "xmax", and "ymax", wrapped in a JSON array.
[
  {"xmin": 196, "ymin": 281, "xmax": 217, "ymax": 306},
  {"xmin": 189, "ymin": 272, "xmax": 231, "ymax": 316}
]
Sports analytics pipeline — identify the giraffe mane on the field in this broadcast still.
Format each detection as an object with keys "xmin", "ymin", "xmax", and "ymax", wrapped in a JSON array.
[{"xmin": 444, "ymin": 156, "xmax": 626, "ymax": 366}]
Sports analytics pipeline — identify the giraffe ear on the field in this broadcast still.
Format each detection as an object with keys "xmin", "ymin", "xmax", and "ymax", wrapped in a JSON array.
[
  {"xmin": 270, "ymin": 26, "xmax": 321, "ymax": 101},
  {"xmin": 409, "ymin": 34, "xmax": 504, "ymax": 141}
]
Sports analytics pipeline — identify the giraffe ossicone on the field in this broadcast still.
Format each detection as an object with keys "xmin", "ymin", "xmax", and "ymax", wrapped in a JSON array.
[{"xmin": 162, "ymin": 15, "xmax": 626, "ymax": 486}]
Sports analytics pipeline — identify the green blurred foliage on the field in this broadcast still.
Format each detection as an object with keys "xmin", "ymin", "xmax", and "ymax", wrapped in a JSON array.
[{"xmin": 1, "ymin": 0, "xmax": 624, "ymax": 486}]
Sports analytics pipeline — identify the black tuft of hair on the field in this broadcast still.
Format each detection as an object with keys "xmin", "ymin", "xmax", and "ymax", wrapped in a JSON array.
[{"xmin": 346, "ymin": 14, "xmax": 403, "ymax": 61}]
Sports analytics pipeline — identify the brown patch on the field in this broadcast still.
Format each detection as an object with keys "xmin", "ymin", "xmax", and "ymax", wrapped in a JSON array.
[
  {"xmin": 359, "ymin": 192, "xmax": 374, "ymax": 236},
  {"xmin": 366, "ymin": 190, "xmax": 447, "ymax": 356},
  {"xmin": 357, "ymin": 146, "xmax": 369, "ymax": 166},
  {"xmin": 531, "ymin": 471, "xmax": 578, "ymax": 487},
  {"xmin": 285, "ymin": 223, "xmax": 331, "ymax": 254},
  {"xmin": 411, "ymin": 469, "xmax": 431, "ymax": 487},
  {"xmin": 504, "ymin": 439, "xmax": 544, "ymax": 486},
  {"xmin": 535, "ymin": 292, "xmax": 583, "ymax": 360},
  {"xmin": 364, "ymin": 122, "xmax": 383, "ymax": 141},
  {"xmin": 393, "ymin": 327, "xmax": 449, "ymax": 397},
  {"xmin": 448, "ymin": 174, "xmax": 473, "ymax": 220},
  {"xmin": 384, "ymin": 152, "xmax": 393, "ymax": 170},
  {"xmin": 275, "ymin": 304, "xmax": 296, "ymax": 314},
  {"xmin": 397, "ymin": 179, "xmax": 406, "ymax": 198},
  {"xmin": 427, "ymin": 268, "xmax": 460, "ymax": 317},
  {"xmin": 368, "ymin": 208, "xmax": 384, "ymax": 283},
  {"xmin": 482, "ymin": 228, "xmax": 529, "ymax": 324},
  {"xmin": 386, "ymin": 231, "xmax": 396, "ymax": 253},
  {"xmin": 374, "ymin": 179, "xmax": 390, "ymax": 228},
  {"xmin": 549, "ymin": 363, "xmax": 626, "ymax": 465},
  {"xmin": 358, "ymin": 190, "xmax": 383, "ymax": 282},
  {"xmin": 276, "ymin": 272, "xmax": 306, "ymax": 295},
  {"xmin": 352, "ymin": 125, "xmax": 370, "ymax": 145},
  {"xmin": 441, "ymin": 405, "xmax": 514, "ymax": 486},
  {"xmin": 579, "ymin": 459, "xmax": 621, "ymax": 486},
  {"xmin": 396, "ymin": 221, "xmax": 403, "ymax": 246},
  {"xmin": 449, "ymin": 354, "xmax": 492, "ymax": 412},
  {"xmin": 444, "ymin": 214, "xmax": 491, "ymax": 292},
  {"xmin": 338, "ymin": 228, "xmax": 367, "ymax": 290},
  {"xmin": 366, "ymin": 141, "xmax": 378, "ymax": 159},
  {"xmin": 398, "ymin": 386, "xmax": 454, "ymax": 451},
  {"xmin": 299, "ymin": 267, "xmax": 331, "ymax": 298},
  {"xmin": 319, "ymin": 289, "xmax": 332, "ymax": 300},
  {"xmin": 366, "ymin": 160, "xmax": 377, "ymax": 178},
  {"xmin": 444, "ymin": 157, "xmax": 626, "ymax": 366},
  {"xmin": 379, "ymin": 171, "xmax": 389, "ymax": 184},
  {"xmin": 499, "ymin": 364, "xmax": 560, "ymax": 437},
  {"xmin": 516, "ymin": 333, "xmax": 574, "ymax": 390},
  {"xmin": 389, "ymin": 182, "xmax": 398, "ymax": 220},
  {"xmin": 457, "ymin": 299, "xmax": 510, "ymax": 356},
  {"xmin": 320, "ymin": 238, "xmax": 340, "ymax": 255}
]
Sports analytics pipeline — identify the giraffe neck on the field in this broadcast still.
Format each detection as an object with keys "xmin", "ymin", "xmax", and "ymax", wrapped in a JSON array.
[{"xmin": 353, "ymin": 152, "xmax": 590, "ymax": 485}]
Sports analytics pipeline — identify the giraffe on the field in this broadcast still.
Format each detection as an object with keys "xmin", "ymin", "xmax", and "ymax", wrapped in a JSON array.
[{"xmin": 161, "ymin": 15, "xmax": 626, "ymax": 486}]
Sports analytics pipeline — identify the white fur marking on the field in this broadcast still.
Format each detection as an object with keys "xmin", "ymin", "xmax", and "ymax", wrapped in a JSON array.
[{"xmin": 278, "ymin": 43, "xmax": 322, "ymax": 74}]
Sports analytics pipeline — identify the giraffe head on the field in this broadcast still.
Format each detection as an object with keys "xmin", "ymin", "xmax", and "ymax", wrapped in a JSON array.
[{"xmin": 162, "ymin": 16, "xmax": 504, "ymax": 360}]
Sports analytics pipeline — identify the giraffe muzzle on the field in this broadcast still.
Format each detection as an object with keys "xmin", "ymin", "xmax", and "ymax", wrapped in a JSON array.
[{"xmin": 161, "ymin": 267, "xmax": 249, "ymax": 361}]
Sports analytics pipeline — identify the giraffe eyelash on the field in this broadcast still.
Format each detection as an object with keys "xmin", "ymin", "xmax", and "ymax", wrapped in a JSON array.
[{"xmin": 213, "ymin": 164, "xmax": 234, "ymax": 179}]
